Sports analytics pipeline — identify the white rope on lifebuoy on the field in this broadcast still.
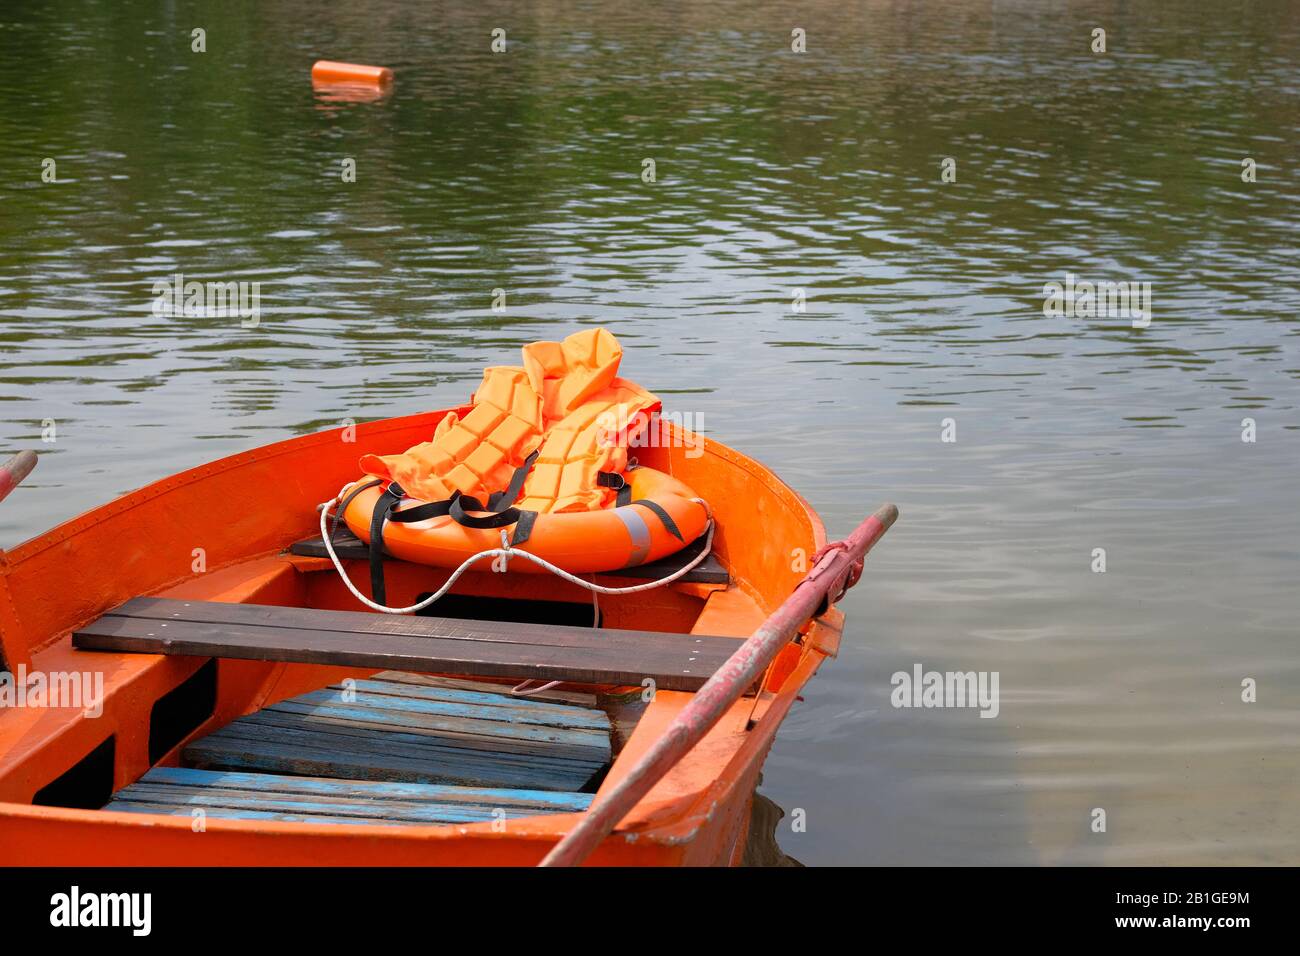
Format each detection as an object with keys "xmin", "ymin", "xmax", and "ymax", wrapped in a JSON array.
[{"xmin": 317, "ymin": 483, "xmax": 716, "ymax": 616}]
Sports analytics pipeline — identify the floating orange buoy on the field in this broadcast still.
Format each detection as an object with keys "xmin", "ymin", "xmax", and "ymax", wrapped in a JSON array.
[{"xmin": 311, "ymin": 60, "xmax": 392, "ymax": 86}]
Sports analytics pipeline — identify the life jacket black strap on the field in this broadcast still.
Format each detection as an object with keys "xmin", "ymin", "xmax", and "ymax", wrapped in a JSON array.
[
  {"xmin": 443, "ymin": 448, "xmax": 539, "ymax": 530},
  {"xmin": 386, "ymin": 497, "xmax": 453, "ymax": 523},
  {"xmin": 368, "ymin": 482, "xmax": 406, "ymax": 605},
  {"xmin": 332, "ymin": 478, "xmax": 383, "ymax": 539},
  {"xmin": 598, "ymin": 470, "xmax": 633, "ymax": 507},
  {"xmin": 386, "ymin": 449, "xmax": 539, "ymax": 527},
  {"xmin": 449, "ymin": 493, "xmax": 525, "ymax": 529},
  {"xmin": 486, "ymin": 449, "xmax": 540, "ymax": 511},
  {"xmin": 510, "ymin": 509, "xmax": 539, "ymax": 546}
]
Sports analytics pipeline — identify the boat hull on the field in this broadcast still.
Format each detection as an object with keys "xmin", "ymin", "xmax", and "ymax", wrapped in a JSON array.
[{"xmin": 0, "ymin": 410, "xmax": 842, "ymax": 865}]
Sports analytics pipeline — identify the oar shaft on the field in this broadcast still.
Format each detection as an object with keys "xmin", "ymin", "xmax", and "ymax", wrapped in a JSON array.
[
  {"xmin": 539, "ymin": 503, "xmax": 898, "ymax": 867},
  {"xmin": 0, "ymin": 450, "xmax": 36, "ymax": 504}
]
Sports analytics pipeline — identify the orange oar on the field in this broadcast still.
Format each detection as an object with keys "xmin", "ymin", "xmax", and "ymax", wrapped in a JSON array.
[
  {"xmin": 0, "ymin": 450, "xmax": 36, "ymax": 504},
  {"xmin": 539, "ymin": 502, "xmax": 898, "ymax": 867}
]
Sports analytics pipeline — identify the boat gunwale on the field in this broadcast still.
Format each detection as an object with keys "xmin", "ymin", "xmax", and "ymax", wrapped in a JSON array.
[{"xmin": 5, "ymin": 408, "xmax": 466, "ymax": 564}]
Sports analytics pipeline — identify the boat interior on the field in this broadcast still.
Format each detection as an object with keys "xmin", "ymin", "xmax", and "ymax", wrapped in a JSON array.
[
  {"xmin": 72, "ymin": 528, "xmax": 743, "ymax": 827},
  {"xmin": 0, "ymin": 413, "xmax": 833, "ymax": 860}
]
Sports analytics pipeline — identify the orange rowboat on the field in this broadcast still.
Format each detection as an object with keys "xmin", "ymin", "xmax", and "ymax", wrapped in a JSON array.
[{"xmin": 0, "ymin": 411, "xmax": 894, "ymax": 865}]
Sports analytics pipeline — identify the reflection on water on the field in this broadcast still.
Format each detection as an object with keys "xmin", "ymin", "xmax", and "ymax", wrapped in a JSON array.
[
  {"xmin": 311, "ymin": 82, "xmax": 394, "ymax": 107},
  {"xmin": 743, "ymin": 787, "xmax": 803, "ymax": 868},
  {"xmin": 1, "ymin": 0, "xmax": 1296, "ymax": 864}
]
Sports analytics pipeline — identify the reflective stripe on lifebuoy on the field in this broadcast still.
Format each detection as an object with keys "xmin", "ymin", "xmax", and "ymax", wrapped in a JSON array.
[{"xmin": 610, "ymin": 506, "xmax": 653, "ymax": 566}]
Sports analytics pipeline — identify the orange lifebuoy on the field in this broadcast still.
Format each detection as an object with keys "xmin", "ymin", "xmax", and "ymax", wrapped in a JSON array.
[{"xmin": 342, "ymin": 466, "xmax": 708, "ymax": 575}]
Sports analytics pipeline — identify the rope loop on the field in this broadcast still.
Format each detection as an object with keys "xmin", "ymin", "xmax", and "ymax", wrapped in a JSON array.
[
  {"xmin": 806, "ymin": 538, "xmax": 863, "ymax": 605},
  {"xmin": 497, "ymin": 529, "xmax": 513, "ymax": 572}
]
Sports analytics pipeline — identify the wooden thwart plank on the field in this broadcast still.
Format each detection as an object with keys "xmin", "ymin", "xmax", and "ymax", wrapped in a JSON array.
[
  {"xmin": 101, "ymin": 597, "xmax": 724, "ymax": 654},
  {"xmin": 75, "ymin": 598, "xmax": 737, "ymax": 691}
]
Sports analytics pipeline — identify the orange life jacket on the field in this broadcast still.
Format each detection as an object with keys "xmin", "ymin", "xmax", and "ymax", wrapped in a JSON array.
[
  {"xmin": 358, "ymin": 328, "xmax": 660, "ymax": 512},
  {"xmin": 341, "ymin": 329, "xmax": 709, "ymax": 597}
]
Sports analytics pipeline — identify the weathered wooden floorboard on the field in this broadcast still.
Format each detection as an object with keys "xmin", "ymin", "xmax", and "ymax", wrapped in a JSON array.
[
  {"xmin": 140, "ymin": 767, "xmax": 593, "ymax": 811},
  {"xmin": 249, "ymin": 704, "xmax": 611, "ymax": 763},
  {"xmin": 110, "ymin": 786, "xmax": 504, "ymax": 824},
  {"xmin": 294, "ymin": 684, "xmax": 610, "ymax": 732},
  {"xmin": 110, "ymin": 785, "xmax": 568, "ymax": 825},
  {"xmin": 180, "ymin": 672, "xmax": 612, "ymax": 792},
  {"xmin": 372, "ymin": 672, "xmax": 599, "ymax": 708},
  {"xmin": 103, "ymin": 800, "xmax": 411, "ymax": 826},
  {"xmin": 183, "ymin": 734, "xmax": 602, "ymax": 791},
  {"xmin": 235, "ymin": 703, "xmax": 606, "ymax": 765},
  {"xmin": 337, "ymin": 679, "xmax": 608, "ymax": 728},
  {"xmin": 197, "ymin": 714, "xmax": 607, "ymax": 775},
  {"xmin": 104, "ymin": 766, "xmax": 595, "ymax": 825}
]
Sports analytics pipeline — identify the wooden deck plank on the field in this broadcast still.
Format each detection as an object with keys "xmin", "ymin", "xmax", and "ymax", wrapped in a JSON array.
[
  {"xmin": 258, "ymin": 700, "xmax": 610, "ymax": 763},
  {"xmin": 235, "ymin": 712, "xmax": 603, "ymax": 770},
  {"xmin": 152, "ymin": 663, "xmax": 618, "ymax": 797},
  {"xmin": 315, "ymin": 681, "xmax": 611, "ymax": 730},
  {"xmin": 75, "ymin": 599, "xmax": 735, "ymax": 691},
  {"xmin": 278, "ymin": 688, "xmax": 609, "ymax": 740},
  {"xmin": 139, "ymin": 767, "xmax": 593, "ymax": 811},
  {"xmin": 288, "ymin": 526, "xmax": 730, "ymax": 585},
  {"xmin": 371, "ymin": 672, "xmax": 599, "ymax": 708},
  {"xmin": 200, "ymin": 713, "xmax": 607, "ymax": 773},
  {"xmin": 103, "ymin": 801, "xmax": 418, "ymax": 826},
  {"xmin": 340, "ymin": 678, "xmax": 608, "ymax": 726},
  {"xmin": 122, "ymin": 780, "xmax": 582, "ymax": 815},
  {"xmin": 186, "ymin": 733, "xmax": 603, "ymax": 788},
  {"xmin": 111, "ymin": 785, "xmax": 566, "ymax": 825},
  {"xmin": 112, "ymin": 786, "xmax": 508, "ymax": 823},
  {"xmin": 183, "ymin": 734, "xmax": 602, "ymax": 791}
]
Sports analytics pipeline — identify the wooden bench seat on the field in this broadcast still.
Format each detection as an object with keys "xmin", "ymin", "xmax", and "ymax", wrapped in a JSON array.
[{"xmin": 73, "ymin": 597, "xmax": 740, "ymax": 691}]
